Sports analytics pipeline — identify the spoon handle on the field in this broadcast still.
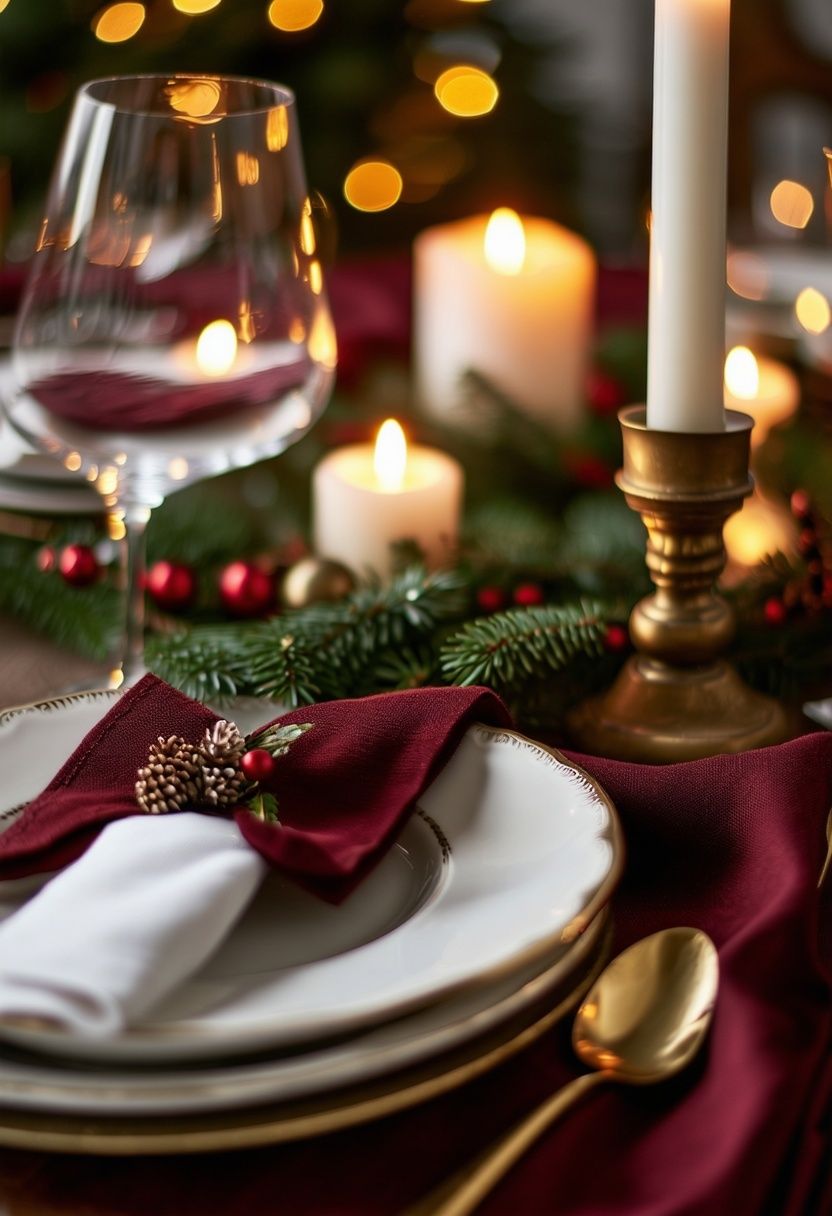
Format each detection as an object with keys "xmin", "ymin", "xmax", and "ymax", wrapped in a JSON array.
[{"xmin": 406, "ymin": 1070, "xmax": 608, "ymax": 1216}]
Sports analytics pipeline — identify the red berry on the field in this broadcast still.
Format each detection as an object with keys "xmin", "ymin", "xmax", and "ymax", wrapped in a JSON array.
[
  {"xmin": 563, "ymin": 451, "xmax": 615, "ymax": 490},
  {"xmin": 241, "ymin": 748, "xmax": 276, "ymax": 782},
  {"xmin": 798, "ymin": 528, "xmax": 819, "ymax": 557},
  {"xmin": 603, "ymin": 623, "xmax": 630, "ymax": 653},
  {"xmin": 476, "ymin": 585, "xmax": 507, "ymax": 614},
  {"xmin": 587, "ymin": 369, "xmax": 627, "ymax": 416},
  {"xmin": 790, "ymin": 489, "xmax": 812, "ymax": 521},
  {"xmin": 513, "ymin": 582, "xmax": 545, "ymax": 608},
  {"xmin": 218, "ymin": 560, "xmax": 274, "ymax": 617},
  {"xmin": 763, "ymin": 597, "xmax": 788, "ymax": 626},
  {"xmin": 146, "ymin": 560, "xmax": 197, "ymax": 612},
  {"xmin": 58, "ymin": 544, "xmax": 99, "ymax": 587}
]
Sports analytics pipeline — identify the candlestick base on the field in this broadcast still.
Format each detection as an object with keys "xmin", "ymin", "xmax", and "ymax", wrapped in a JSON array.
[{"xmin": 567, "ymin": 406, "xmax": 789, "ymax": 763}]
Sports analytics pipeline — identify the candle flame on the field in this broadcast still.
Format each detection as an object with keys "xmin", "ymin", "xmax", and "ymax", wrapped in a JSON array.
[
  {"xmin": 724, "ymin": 347, "xmax": 759, "ymax": 400},
  {"xmin": 374, "ymin": 419, "xmax": 407, "ymax": 492},
  {"xmin": 196, "ymin": 319, "xmax": 237, "ymax": 376},
  {"xmin": 484, "ymin": 208, "xmax": 525, "ymax": 276}
]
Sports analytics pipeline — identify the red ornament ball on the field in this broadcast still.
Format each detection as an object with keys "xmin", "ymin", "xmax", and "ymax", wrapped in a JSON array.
[
  {"xmin": 763, "ymin": 597, "xmax": 788, "ymax": 627},
  {"xmin": 513, "ymin": 582, "xmax": 545, "ymax": 608},
  {"xmin": 219, "ymin": 560, "xmax": 275, "ymax": 617},
  {"xmin": 58, "ymin": 543, "xmax": 99, "ymax": 587},
  {"xmin": 241, "ymin": 748, "xmax": 276, "ymax": 782},
  {"xmin": 146, "ymin": 560, "xmax": 197, "ymax": 612},
  {"xmin": 790, "ymin": 489, "xmax": 812, "ymax": 521},
  {"xmin": 603, "ymin": 623, "xmax": 630, "ymax": 653},
  {"xmin": 476, "ymin": 585, "xmax": 507, "ymax": 614}
]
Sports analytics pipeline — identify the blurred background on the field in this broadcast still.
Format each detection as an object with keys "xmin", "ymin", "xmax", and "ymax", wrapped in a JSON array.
[{"xmin": 0, "ymin": 0, "xmax": 830, "ymax": 264}]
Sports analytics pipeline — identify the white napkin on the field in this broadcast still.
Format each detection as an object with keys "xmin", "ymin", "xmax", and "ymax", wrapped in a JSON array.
[{"xmin": 0, "ymin": 812, "xmax": 267, "ymax": 1036}]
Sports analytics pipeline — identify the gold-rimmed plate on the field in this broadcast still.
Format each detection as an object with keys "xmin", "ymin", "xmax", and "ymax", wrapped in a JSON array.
[
  {"xmin": 0, "ymin": 692, "xmax": 624, "ymax": 1063},
  {"xmin": 0, "ymin": 919, "xmax": 611, "ymax": 1154}
]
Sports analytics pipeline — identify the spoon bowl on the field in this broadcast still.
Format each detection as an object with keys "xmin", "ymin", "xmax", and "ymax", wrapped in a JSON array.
[{"xmin": 573, "ymin": 926, "xmax": 719, "ymax": 1084}]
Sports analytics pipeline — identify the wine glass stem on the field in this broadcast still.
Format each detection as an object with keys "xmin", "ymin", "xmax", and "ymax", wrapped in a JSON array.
[{"xmin": 120, "ymin": 505, "xmax": 151, "ymax": 685}]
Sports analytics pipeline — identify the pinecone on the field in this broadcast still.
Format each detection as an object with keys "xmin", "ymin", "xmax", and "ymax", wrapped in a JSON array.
[
  {"xmin": 196, "ymin": 719, "xmax": 248, "ymax": 810},
  {"xmin": 135, "ymin": 735, "xmax": 203, "ymax": 816}
]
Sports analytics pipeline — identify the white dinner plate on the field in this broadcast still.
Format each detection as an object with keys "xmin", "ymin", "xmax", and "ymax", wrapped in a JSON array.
[
  {"xmin": 0, "ymin": 908, "xmax": 608, "ymax": 1116},
  {"xmin": 0, "ymin": 691, "xmax": 623, "ymax": 1061}
]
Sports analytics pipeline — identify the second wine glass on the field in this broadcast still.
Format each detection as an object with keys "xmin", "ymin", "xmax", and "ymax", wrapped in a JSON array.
[{"xmin": 6, "ymin": 74, "xmax": 336, "ymax": 684}]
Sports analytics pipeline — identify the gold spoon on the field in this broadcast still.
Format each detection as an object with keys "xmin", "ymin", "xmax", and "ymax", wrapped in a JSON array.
[{"xmin": 406, "ymin": 927, "xmax": 719, "ymax": 1216}]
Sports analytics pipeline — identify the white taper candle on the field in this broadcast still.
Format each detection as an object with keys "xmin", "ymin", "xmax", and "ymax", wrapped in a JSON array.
[{"xmin": 647, "ymin": 0, "xmax": 731, "ymax": 432}]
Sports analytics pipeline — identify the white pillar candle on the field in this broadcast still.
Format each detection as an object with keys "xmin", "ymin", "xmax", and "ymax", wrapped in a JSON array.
[
  {"xmin": 723, "ymin": 346, "xmax": 799, "ymax": 447},
  {"xmin": 647, "ymin": 0, "xmax": 731, "ymax": 432},
  {"xmin": 313, "ymin": 419, "xmax": 463, "ymax": 579},
  {"xmin": 414, "ymin": 209, "xmax": 596, "ymax": 432}
]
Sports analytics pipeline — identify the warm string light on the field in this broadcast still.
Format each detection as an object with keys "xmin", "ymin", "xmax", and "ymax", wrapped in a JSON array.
[
  {"xmin": 267, "ymin": 0, "xmax": 323, "ymax": 31},
  {"xmin": 434, "ymin": 65, "xmax": 498, "ymax": 117},
  {"xmin": 769, "ymin": 179, "xmax": 814, "ymax": 230},
  {"xmin": 343, "ymin": 160, "xmax": 403, "ymax": 212},
  {"xmin": 795, "ymin": 287, "xmax": 831, "ymax": 335},
  {"xmin": 173, "ymin": 0, "xmax": 221, "ymax": 11},
  {"xmin": 93, "ymin": 2, "xmax": 145, "ymax": 42}
]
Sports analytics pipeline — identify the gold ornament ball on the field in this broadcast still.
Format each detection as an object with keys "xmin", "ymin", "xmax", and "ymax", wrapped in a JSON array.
[{"xmin": 281, "ymin": 556, "xmax": 357, "ymax": 608}]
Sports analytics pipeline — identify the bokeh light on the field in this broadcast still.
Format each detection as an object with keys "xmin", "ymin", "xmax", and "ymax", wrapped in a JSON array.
[
  {"xmin": 0, "ymin": 1, "xmax": 12, "ymax": 14},
  {"xmin": 434, "ymin": 66, "xmax": 498, "ymax": 117},
  {"xmin": 795, "ymin": 286, "xmax": 831, "ymax": 335},
  {"xmin": 343, "ymin": 160, "xmax": 403, "ymax": 212},
  {"xmin": 769, "ymin": 180, "xmax": 814, "ymax": 230},
  {"xmin": 93, "ymin": 2, "xmax": 146, "ymax": 43},
  {"xmin": 267, "ymin": 0, "xmax": 323, "ymax": 32},
  {"xmin": 173, "ymin": 0, "xmax": 221, "ymax": 11}
]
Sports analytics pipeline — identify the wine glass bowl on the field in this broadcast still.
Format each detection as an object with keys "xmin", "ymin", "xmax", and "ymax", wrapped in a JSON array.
[{"xmin": 4, "ymin": 74, "xmax": 335, "ymax": 681}]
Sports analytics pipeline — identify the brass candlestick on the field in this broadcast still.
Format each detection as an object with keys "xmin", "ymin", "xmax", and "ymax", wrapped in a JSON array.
[{"xmin": 568, "ymin": 405, "xmax": 789, "ymax": 763}]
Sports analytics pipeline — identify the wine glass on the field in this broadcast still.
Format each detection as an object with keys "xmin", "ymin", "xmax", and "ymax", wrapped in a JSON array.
[{"xmin": 5, "ymin": 75, "xmax": 336, "ymax": 684}]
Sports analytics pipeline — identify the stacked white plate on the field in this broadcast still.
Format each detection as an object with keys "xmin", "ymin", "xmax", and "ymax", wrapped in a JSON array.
[{"xmin": 0, "ymin": 690, "xmax": 623, "ymax": 1153}]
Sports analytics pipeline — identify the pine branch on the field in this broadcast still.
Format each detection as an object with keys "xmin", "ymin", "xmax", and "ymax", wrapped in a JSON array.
[
  {"xmin": 0, "ymin": 536, "xmax": 119, "ymax": 660},
  {"xmin": 440, "ymin": 601, "xmax": 608, "ymax": 691},
  {"xmin": 149, "ymin": 566, "xmax": 471, "ymax": 706}
]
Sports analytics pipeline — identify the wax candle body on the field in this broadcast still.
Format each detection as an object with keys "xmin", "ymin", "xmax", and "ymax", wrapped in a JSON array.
[
  {"xmin": 313, "ymin": 444, "xmax": 463, "ymax": 579},
  {"xmin": 647, "ymin": 0, "xmax": 731, "ymax": 432},
  {"xmin": 414, "ymin": 214, "xmax": 596, "ymax": 431}
]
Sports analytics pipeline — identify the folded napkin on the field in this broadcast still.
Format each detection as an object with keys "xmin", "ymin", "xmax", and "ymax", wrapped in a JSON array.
[{"xmin": 0, "ymin": 674, "xmax": 510, "ymax": 1035}]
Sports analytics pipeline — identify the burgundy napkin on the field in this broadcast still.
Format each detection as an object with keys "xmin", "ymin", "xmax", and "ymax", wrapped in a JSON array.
[
  {"xmin": 0, "ymin": 674, "xmax": 511, "ymax": 903},
  {"xmin": 28, "ymin": 363, "xmax": 310, "ymax": 433}
]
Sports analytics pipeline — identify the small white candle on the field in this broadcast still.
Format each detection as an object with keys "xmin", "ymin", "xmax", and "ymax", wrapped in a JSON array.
[
  {"xmin": 647, "ymin": 0, "xmax": 731, "ymax": 432},
  {"xmin": 723, "ymin": 347, "xmax": 799, "ymax": 447},
  {"xmin": 414, "ymin": 208, "xmax": 596, "ymax": 431},
  {"xmin": 313, "ymin": 419, "xmax": 463, "ymax": 578}
]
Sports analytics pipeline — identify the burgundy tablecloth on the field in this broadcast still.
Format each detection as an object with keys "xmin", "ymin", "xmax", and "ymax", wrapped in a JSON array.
[{"xmin": 1, "ymin": 730, "xmax": 830, "ymax": 1216}]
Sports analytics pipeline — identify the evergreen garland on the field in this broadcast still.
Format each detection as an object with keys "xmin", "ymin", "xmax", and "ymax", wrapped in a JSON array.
[{"xmin": 440, "ymin": 602, "xmax": 608, "ymax": 691}]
